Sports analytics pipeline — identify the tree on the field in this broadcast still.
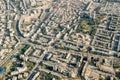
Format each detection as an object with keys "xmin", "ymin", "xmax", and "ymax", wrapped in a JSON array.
[{"xmin": 41, "ymin": 27, "xmax": 47, "ymax": 35}]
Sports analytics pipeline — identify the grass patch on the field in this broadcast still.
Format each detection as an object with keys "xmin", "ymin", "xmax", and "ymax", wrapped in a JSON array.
[
  {"xmin": 0, "ymin": 60, "xmax": 12, "ymax": 79},
  {"xmin": 25, "ymin": 61, "xmax": 35, "ymax": 71}
]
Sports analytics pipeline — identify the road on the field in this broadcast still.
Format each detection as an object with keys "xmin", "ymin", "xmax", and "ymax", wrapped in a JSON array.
[
  {"xmin": 27, "ymin": 49, "xmax": 47, "ymax": 80},
  {"xmin": 0, "ymin": 45, "xmax": 20, "ymax": 67}
]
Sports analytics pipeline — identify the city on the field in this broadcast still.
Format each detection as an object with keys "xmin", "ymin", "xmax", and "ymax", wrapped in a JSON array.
[{"xmin": 0, "ymin": 0, "xmax": 120, "ymax": 80}]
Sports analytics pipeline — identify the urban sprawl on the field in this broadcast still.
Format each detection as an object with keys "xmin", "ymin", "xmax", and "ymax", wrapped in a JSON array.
[{"xmin": 0, "ymin": 0, "xmax": 120, "ymax": 80}]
